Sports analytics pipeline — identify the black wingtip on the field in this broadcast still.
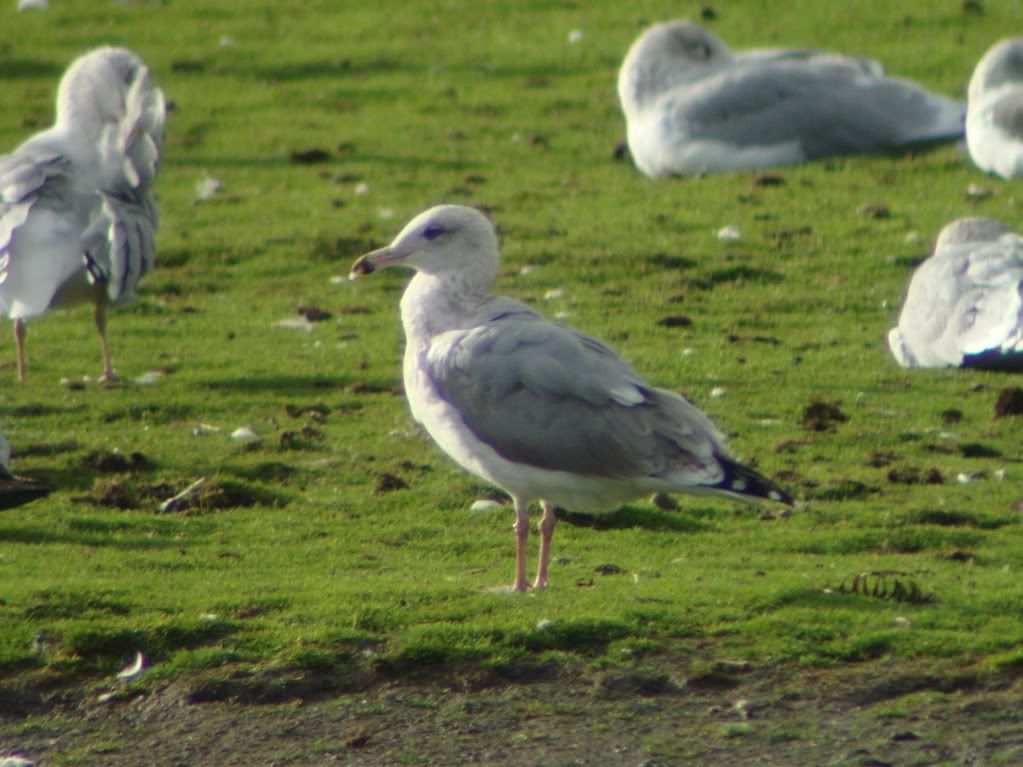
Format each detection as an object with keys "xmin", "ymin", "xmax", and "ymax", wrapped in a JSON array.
[{"xmin": 712, "ymin": 455, "xmax": 794, "ymax": 506}]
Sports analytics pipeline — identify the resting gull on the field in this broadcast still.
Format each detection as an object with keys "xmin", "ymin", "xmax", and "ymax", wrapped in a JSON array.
[
  {"xmin": 617, "ymin": 20, "xmax": 965, "ymax": 177},
  {"xmin": 350, "ymin": 205, "xmax": 793, "ymax": 591},
  {"xmin": 967, "ymin": 38, "xmax": 1023, "ymax": 179},
  {"xmin": 888, "ymin": 217, "xmax": 1023, "ymax": 369},
  {"xmin": 0, "ymin": 46, "xmax": 165, "ymax": 382}
]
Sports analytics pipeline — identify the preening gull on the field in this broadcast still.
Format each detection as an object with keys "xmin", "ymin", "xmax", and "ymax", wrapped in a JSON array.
[
  {"xmin": 966, "ymin": 38, "xmax": 1023, "ymax": 179},
  {"xmin": 350, "ymin": 205, "xmax": 793, "ymax": 592},
  {"xmin": 888, "ymin": 217, "xmax": 1023, "ymax": 369},
  {"xmin": 0, "ymin": 46, "xmax": 165, "ymax": 381},
  {"xmin": 0, "ymin": 433, "xmax": 53, "ymax": 510},
  {"xmin": 617, "ymin": 20, "xmax": 965, "ymax": 177}
]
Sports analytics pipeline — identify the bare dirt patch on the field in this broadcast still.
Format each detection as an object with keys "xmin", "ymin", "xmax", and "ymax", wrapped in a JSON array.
[{"xmin": 3, "ymin": 658, "xmax": 1023, "ymax": 766}]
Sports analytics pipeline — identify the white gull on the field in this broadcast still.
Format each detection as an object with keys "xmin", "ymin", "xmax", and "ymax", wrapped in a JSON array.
[
  {"xmin": 618, "ymin": 20, "xmax": 965, "ymax": 177},
  {"xmin": 888, "ymin": 217, "xmax": 1023, "ymax": 369},
  {"xmin": 0, "ymin": 46, "xmax": 165, "ymax": 381},
  {"xmin": 350, "ymin": 205, "xmax": 792, "ymax": 592},
  {"xmin": 966, "ymin": 38, "xmax": 1023, "ymax": 179}
]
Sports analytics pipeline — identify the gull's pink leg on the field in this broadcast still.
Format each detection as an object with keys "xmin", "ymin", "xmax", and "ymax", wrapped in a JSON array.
[
  {"xmin": 95, "ymin": 304, "xmax": 115, "ymax": 383},
  {"xmin": 532, "ymin": 500, "xmax": 557, "ymax": 590},
  {"xmin": 512, "ymin": 495, "xmax": 529, "ymax": 592},
  {"xmin": 14, "ymin": 319, "xmax": 26, "ymax": 383}
]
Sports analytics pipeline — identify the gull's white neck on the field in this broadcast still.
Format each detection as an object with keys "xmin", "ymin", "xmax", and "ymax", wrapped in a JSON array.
[{"xmin": 399, "ymin": 271, "xmax": 492, "ymax": 349}]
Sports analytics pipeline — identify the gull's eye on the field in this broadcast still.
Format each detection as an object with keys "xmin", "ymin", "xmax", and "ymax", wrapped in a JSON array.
[{"xmin": 422, "ymin": 223, "xmax": 446, "ymax": 240}]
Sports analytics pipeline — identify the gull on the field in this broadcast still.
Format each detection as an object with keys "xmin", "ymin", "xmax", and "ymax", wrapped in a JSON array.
[
  {"xmin": 888, "ymin": 217, "xmax": 1023, "ymax": 369},
  {"xmin": 0, "ymin": 46, "xmax": 166, "ymax": 382},
  {"xmin": 0, "ymin": 433, "xmax": 53, "ymax": 510},
  {"xmin": 350, "ymin": 205, "xmax": 792, "ymax": 592},
  {"xmin": 966, "ymin": 38, "xmax": 1023, "ymax": 179},
  {"xmin": 617, "ymin": 20, "xmax": 965, "ymax": 177}
]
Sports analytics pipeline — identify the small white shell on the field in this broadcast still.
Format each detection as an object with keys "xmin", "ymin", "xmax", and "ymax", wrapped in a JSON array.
[
  {"xmin": 716, "ymin": 226, "xmax": 741, "ymax": 242},
  {"xmin": 194, "ymin": 174, "xmax": 223, "ymax": 202},
  {"xmin": 116, "ymin": 650, "xmax": 145, "ymax": 680},
  {"xmin": 230, "ymin": 427, "xmax": 258, "ymax": 442}
]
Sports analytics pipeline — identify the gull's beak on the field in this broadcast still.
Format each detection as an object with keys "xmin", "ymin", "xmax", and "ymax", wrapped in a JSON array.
[{"xmin": 349, "ymin": 245, "xmax": 408, "ymax": 280}]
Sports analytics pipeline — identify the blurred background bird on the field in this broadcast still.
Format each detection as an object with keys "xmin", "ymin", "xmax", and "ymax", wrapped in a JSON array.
[{"xmin": 0, "ymin": 46, "xmax": 165, "ymax": 382}]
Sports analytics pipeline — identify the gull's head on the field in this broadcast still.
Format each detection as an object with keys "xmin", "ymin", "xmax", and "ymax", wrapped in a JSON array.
[
  {"xmin": 968, "ymin": 37, "xmax": 1023, "ymax": 102},
  {"xmin": 350, "ymin": 205, "xmax": 499, "ymax": 283},
  {"xmin": 618, "ymin": 20, "xmax": 730, "ymax": 114},
  {"xmin": 56, "ymin": 46, "xmax": 148, "ymax": 128},
  {"xmin": 934, "ymin": 216, "xmax": 1010, "ymax": 250}
]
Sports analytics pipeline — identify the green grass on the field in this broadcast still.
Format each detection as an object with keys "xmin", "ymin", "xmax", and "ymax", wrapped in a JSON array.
[{"xmin": 1, "ymin": 0, "xmax": 1022, "ymax": 693}]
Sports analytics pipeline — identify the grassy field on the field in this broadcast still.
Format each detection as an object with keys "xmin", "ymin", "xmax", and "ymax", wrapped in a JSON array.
[{"xmin": 2, "ymin": 0, "xmax": 1023, "ymax": 763}]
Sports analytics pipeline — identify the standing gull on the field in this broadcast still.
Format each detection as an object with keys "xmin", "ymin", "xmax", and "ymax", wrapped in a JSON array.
[
  {"xmin": 617, "ymin": 20, "xmax": 965, "ymax": 177},
  {"xmin": 0, "ymin": 46, "xmax": 165, "ymax": 382},
  {"xmin": 966, "ymin": 38, "xmax": 1023, "ymax": 179},
  {"xmin": 350, "ymin": 205, "xmax": 792, "ymax": 592},
  {"xmin": 888, "ymin": 217, "xmax": 1023, "ymax": 369}
]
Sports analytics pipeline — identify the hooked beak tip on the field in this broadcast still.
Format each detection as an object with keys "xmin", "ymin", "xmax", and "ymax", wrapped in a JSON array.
[{"xmin": 348, "ymin": 253, "xmax": 376, "ymax": 280}]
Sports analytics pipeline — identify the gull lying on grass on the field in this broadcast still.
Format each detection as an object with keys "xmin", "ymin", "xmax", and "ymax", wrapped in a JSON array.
[
  {"xmin": 888, "ymin": 217, "xmax": 1023, "ymax": 369},
  {"xmin": 0, "ymin": 433, "xmax": 53, "ymax": 510},
  {"xmin": 350, "ymin": 205, "xmax": 792, "ymax": 592},
  {"xmin": 0, "ymin": 46, "xmax": 165, "ymax": 382},
  {"xmin": 967, "ymin": 38, "xmax": 1023, "ymax": 179},
  {"xmin": 618, "ymin": 20, "xmax": 965, "ymax": 177}
]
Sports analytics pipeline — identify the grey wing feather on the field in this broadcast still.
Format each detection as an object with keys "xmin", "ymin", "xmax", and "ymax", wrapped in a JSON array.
[
  {"xmin": 952, "ymin": 239, "xmax": 1023, "ymax": 356},
  {"xmin": 897, "ymin": 237, "xmax": 1023, "ymax": 365},
  {"xmin": 736, "ymin": 48, "xmax": 884, "ymax": 77},
  {"xmin": 672, "ymin": 62, "xmax": 963, "ymax": 155},
  {"xmin": 88, "ymin": 64, "xmax": 164, "ymax": 302},
  {"xmin": 425, "ymin": 311, "xmax": 726, "ymax": 481},
  {"xmin": 98, "ymin": 65, "xmax": 166, "ymax": 201},
  {"xmin": 991, "ymin": 93, "xmax": 1023, "ymax": 138},
  {"xmin": 0, "ymin": 145, "xmax": 73, "ymax": 292},
  {"xmin": 82, "ymin": 195, "xmax": 157, "ymax": 302}
]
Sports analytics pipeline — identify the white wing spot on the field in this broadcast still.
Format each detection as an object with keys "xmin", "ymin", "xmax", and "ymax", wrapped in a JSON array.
[
  {"xmin": 768, "ymin": 490, "xmax": 782, "ymax": 501},
  {"xmin": 731, "ymin": 478, "xmax": 747, "ymax": 492}
]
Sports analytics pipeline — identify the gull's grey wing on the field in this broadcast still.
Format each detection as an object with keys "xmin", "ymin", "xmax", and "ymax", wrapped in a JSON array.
[
  {"xmin": 0, "ymin": 144, "xmax": 71, "ymax": 251},
  {"xmin": 0, "ymin": 143, "xmax": 81, "ymax": 318},
  {"xmin": 665, "ymin": 61, "xmax": 963, "ymax": 156},
  {"xmin": 895, "ymin": 236, "xmax": 1023, "ymax": 366},
  {"xmin": 424, "ymin": 310, "xmax": 727, "ymax": 482},
  {"xmin": 97, "ymin": 65, "xmax": 165, "ymax": 201},
  {"xmin": 87, "ymin": 65, "xmax": 163, "ymax": 303},
  {"xmin": 82, "ymin": 194, "xmax": 157, "ymax": 303},
  {"xmin": 736, "ymin": 48, "xmax": 884, "ymax": 77},
  {"xmin": 991, "ymin": 91, "xmax": 1023, "ymax": 137},
  {"xmin": 949, "ymin": 238, "xmax": 1023, "ymax": 357}
]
